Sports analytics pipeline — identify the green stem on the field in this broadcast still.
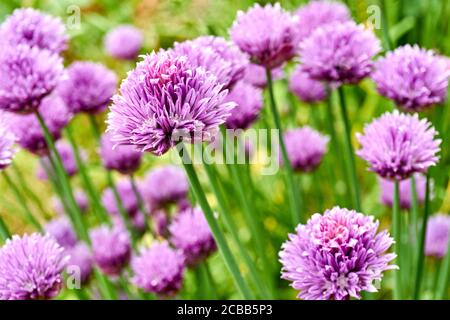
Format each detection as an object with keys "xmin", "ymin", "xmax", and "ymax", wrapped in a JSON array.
[
  {"xmin": 392, "ymin": 181, "xmax": 401, "ymax": 300},
  {"xmin": 178, "ymin": 143, "xmax": 254, "ymax": 299},
  {"xmin": 0, "ymin": 216, "xmax": 10, "ymax": 242},
  {"xmin": 203, "ymin": 262, "xmax": 218, "ymax": 299},
  {"xmin": 12, "ymin": 162, "xmax": 49, "ymax": 218},
  {"xmin": 436, "ymin": 203, "xmax": 450, "ymax": 298},
  {"xmin": 337, "ymin": 87, "xmax": 362, "ymax": 212},
  {"xmin": 66, "ymin": 125, "xmax": 110, "ymax": 224},
  {"xmin": 413, "ymin": 174, "xmax": 431, "ymax": 299},
  {"xmin": 380, "ymin": 0, "xmax": 394, "ymax": 50},
  {"xmin": 2, "ymin": 171, "xmax": 42, "ymax": 231},
  {"xmin": 129, "ymin": 174, "xmax": 151, "ymax": 233},
  {"xmin": 201, "ymin": 145, "xmax": 271, "ymax": 299},
  {"xmin": 266, "ymin": 68, "xmax": 302, "ymax": 226}
]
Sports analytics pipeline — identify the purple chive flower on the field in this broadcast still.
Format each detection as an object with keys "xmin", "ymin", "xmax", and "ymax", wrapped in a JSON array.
[
  {"xmin": 45, "ymin": 217, "xmax": 77, "ymax": 249},
  {"xmin": 107, "ymin": 50, "xmax": 234, "ymax": 156},
  {"xmin": 295, "ymin": 0, "xmax": 351, "ymax": 43},
  {"xmin": 372, "ymin": 45, "xmax": 450, "ymax": 111},
  {"xmin": 224, "ymin": 81, "xmax": 263, "ymax": 130},
  {"xmin": 242, "ymin": 63, "xmax": 284, "ymax": 88},
  {"xmin": 58, "ymin": 61, "xmax": 117, "ymax": 115},
  {"xmin": 173, "ymin": 36, "xmax": 248, "ymax": 89},
  {"xmin": 0, "ymin": 112, "xmax": 16, "ymax": 170},
  {"xmin": 7, "ymin": 95, "xmax": 71, "ymax": 156},
  {"xmin": 169, "ymin": 207, "xmax": 216, "ymax": 266},
  {"xmin": 0, "ymin": 233, "xmax": 68, "ymax": 300},
  {"xmin": 66, "ymin": 242, "xmax": 94, "ymax": 284},
  {"xmin": 90, "ymin": 225, "xmax": 131, "ymax": 276},
  {"xmin": 53, "ymin": 190, "xmax": 89, "ymax": 215},
  {"xmin": 39, "ymin": 141, "xmax": 79, "ymax": 178},
  {"xmin": 357, "ymin": 110, "xmax": 441, "ymax": 180},
  {"xmin": 379, "ymin": 174, "xmax": 427, "ymax": 209},
  {"xmin": 143, "ymin": 165, "xmax": 189, "ymax": 208},
  {"xmin": 152, "ymin": 209, "xmax": 169, "ymax": 238},
  {"xmin": 279, "ymin": 207, "xmax": 397, "ymax": 300},
  {"xmin": 230, "ymin": 3, "xmax": 299, "ymax": 69},
  {"xmin": 100, "ymin": 132, "xmax": 142, "ymax": 175},
  {"xmin": 104, "ymin": 25, "xmax": 143, "ymax": 60},
  {"xmin": 300, "ymin": 21, "xmax": 381, "ymax": 85},
  {"xmin": 132, "ymin": 242, "xmax": 185, "ymax": 296},
  {"xmin": 283, "ymin": 127, "xmax": 329, "ymax": 172},
  {"xmin": 102, "ymin": 179, "xmax": 141, "ymax": 217},
  {"xmin": 289, "ymin": 66, "xmax": 327, "ymax": 103},
  {"xmin": 0, "ymin": 44, "xmax": 64, "ymax": 114},
  {"xmin": 425, "ymin": 214, "xmax": 450, "ymax": 258},
  {"xmin": 0, "ymin": 8, "xmax": 68, "ymax": 54}
]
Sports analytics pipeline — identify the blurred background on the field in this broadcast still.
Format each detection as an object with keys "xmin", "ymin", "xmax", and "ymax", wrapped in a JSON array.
[{"xmin": 1, "ymin": 0, "xmax": 449, "ymax": 299}]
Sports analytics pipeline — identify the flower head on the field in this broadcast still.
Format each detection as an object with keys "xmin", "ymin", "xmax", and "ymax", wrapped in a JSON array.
[
  {"xmin": 90, "ymin": 225, "xmax": 131, "ymax": 276},
  {"xmin": 0, "ymin": 233, "xmax": 68, "ymax": 300},
  {"xmin": 230, "ymin": 3, "xmax": 299, "ymax": 69},
  {"xmin": 283, "ymin": 127, "xmax": 329, "ymax": 172},
  {"xmin": 0, "ymin": 44, "xmax": 64, "ymax": 114},
  {"xmin": 0, "ymin": 112, "xmax": 16, "ymax": 170},
  {"xmin": 378, "ymin": 174, "xmax": 427, "ymax": 209},
  {"xmin": 224, "ymin": 81, "xmax": 263, "ymax": 130},
  {"xmin": 132, "ymin": 242, "xmax": 185, "ymax": 296},
  {"xmin": 0, "ymin": 8, "xmax": 68, "ymax": 53},
  {"xmin": 7, "ymin": 95, "xmax": 71, "ymax": 155},
  {"xmin": 107, "ymin": 50, "xmax": 234, "ymax": 156},
  {"xmin": 425, "ymin": 214, "xmax": 450, "ymax": 258},
  {"xmin": 279, "ymin": 207, "xmax": 397, "ymax": 300},
  {"xmin": 102, "ymin": 179, "xmax": 141, "ymax": 217},
  {"xmin": 66, "ymin": 242, "xmax": 93, "ymax": 284},
  {"xmin": 169, "ymin": 207, "xmax": 216, "ymax": 266},
  {"xmin": 300, "ymin": 21, "xmax": 381, "ymax": 85},
  {"xmin": 357, "ymin": 110, "xmax": 441, "ymax": 180},
  {"xmin": 142, "ymin": 165, "xmax": 189, "ymax": 208},
  {"xmin": 58, "ymin": 61, "xmax": 117, "ymax": 115},
  {"xmin": 45, "ymin": 217, "xmax": 77, "ymax": 249},
  {"xmin": 104, "ymin": 25, "xmax": 143, "ymax": 60},
  {"xmin": 289, "ymin": 66, "xmax": 327, "ymax": 103},
  {"xmin": 173, "ymin": 36, "xmax": 248, "ymax": 89},
  {"xmin": 100, "ymin": 132, "xmax": 142, "ymax": 174},
  {"xmin": 295, "ymin": 0, "xmax": 351, "ymax": 43},
  {"xmin": 372, "ymin": 45, "xmax": 450, "ymax": 111}
]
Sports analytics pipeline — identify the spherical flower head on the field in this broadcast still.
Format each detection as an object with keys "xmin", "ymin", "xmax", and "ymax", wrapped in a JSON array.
[
  {"xmin": 425, "ymin": 214, "xmax": 450, "ymax": 258},
  {"xmin": 90, "ymin": 225, "xmax": 131, "ymax": 276},
  {"xmin": 0, "ymin": 8, "xmax": 68, "ymax": 54},
  {"xmin": 289, "ymin": 66, "xmax": 327, "ymax": 103},
  {"xmin": 39, "ymin": 141, "xmax": 78, "ymax": 178},
  {"xmin": 58, "ymin": 61, "xmax": 117, "ymax": 115},
  {"xmin": 143, "ymin": 165, "xmax": 189, "ymax": 208},
  {"xmin": 169, "ymin": 207, "xmax": 216, "ymax": 266},
  {"xmin": 66, "ymin": 242, "xmax": 93, "ymax": 284},
  {"xmin": 108, "ymin": 50, "xmax": 234, "ymax": 156},
  {"xmin": 378, "ymin": 174, "xmax": 427, "ymax": 209},
  {"xmin": 300, "ymin": 21, "xmax": 381, "ymax": 85},
  {"xmin": 279, "ymin": 207, "xmax": 397, "ymax": 300},
  {"xmin": 295, "ymin": 0, "xmax": 351, "ymax": 43},
  {"xmin": 230, "ymin": 3, "xmax": 299, "ymax": 69},
  {"xmin": 173, "ymin": 36, "xmax": 247, "ymax": 89},
  {"xmin": 100, "ymin": 132, "xmax": 142, "ymax": 174},
  {"xmin": 242, "ymin": 63, "xmax": 284, "ymax": 88},
  {"xmin": 0, "ymin": 112, "xmax": 16, "ymax": 170},
  {"xmin": 0, "ymin": 44, "xmax": 64, "ymax": 114},
  {"xmin": 282, "ymin": 127, "xmax": 329, "ymax": 172},
  {"xmin": 372, "ymin": 45, "xmax": 450, "ymax": 111},
  {"xmin": 104, "ymin": 25, "xmax": 143, "ymax": 60},
  {"xmin": 132, "ymin": 242, "xmax": 185, "ymax": 296},
  {"xmin": 0, "ymin": 233, "xmax": 68, "ymax": 300},
  {"xmin": 152, "ymin": 209, "xmax": 169, "ymax": 238},
  {"xmin": 53, "ymin": 189, "xmax": 89, "ymax": 215},
  {"xmin": 224, "ymin": 81, "xmax": 263, "ymax": 130},
  {"xmin": 45, "ymin": 217, "xmax": 77, "ymax": 249},
  {"xmin": 7, "ymin": 94, "xmax": 71, "ymax": 155},
  {"xmin": 102, "ymin": 179, "xmax": 140, "ymax": 217},
  {"xmin": 357, "ymin": 110, "xmax": 441, "ymax": 180}
]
